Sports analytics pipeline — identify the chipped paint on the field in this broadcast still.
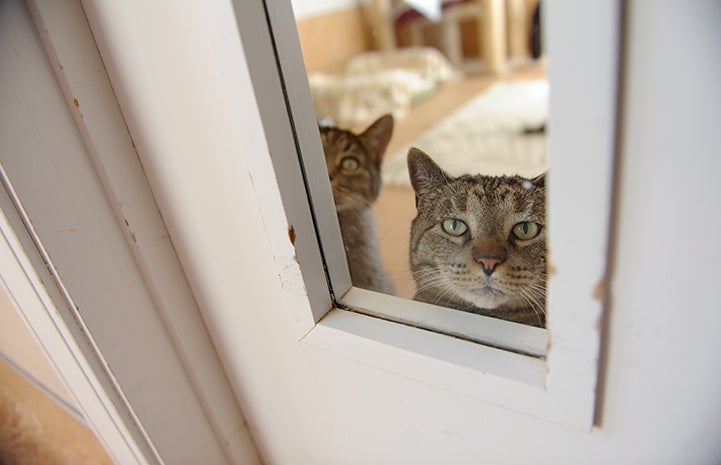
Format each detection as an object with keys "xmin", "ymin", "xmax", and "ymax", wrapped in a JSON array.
[
  {"xmin": 276, "ymin": 255, "xmax": 307, "ymax": 296},
  {"xmin": 546, "ymin": 328, "xmax": 552, "ymax": 353},
  {"xmin": 122, "ymin": 219, "xmax": 136, "ymax": 242},
  {"xmin": 547, "ymin": 262, "xmax": 558, "ymax": 276},
  {"xmin": 73, "ymin": 98, "xmax": 79, "ymax": 107},
  {"xmin": 288, "ymin": 225, "xmax": 296, "ymax": 245},
  {"xmin": 593, "ymin": 277, "xmax": 605, "ymax": 303},
  {"xmin": 443, "ymin": 430, "xmax": 464, "ymax": 440}
]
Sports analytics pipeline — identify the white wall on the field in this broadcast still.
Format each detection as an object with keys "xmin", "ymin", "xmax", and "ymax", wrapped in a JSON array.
[
  {"xmin": 290, "ymin": 0, "xmax": 363, "ymax": 20},
  {"xmin": 589, "ymin": 1, "xmax": 721, "ymax": 462}
]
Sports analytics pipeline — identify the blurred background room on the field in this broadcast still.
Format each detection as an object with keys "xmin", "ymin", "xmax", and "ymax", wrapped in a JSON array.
[{"xmin": 294, "ymin": 0, "xmax": 547, "ymax": 296}]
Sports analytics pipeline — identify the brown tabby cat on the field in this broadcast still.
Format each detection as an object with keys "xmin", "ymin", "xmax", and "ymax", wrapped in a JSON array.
[
  {"xmin": 407, "ymin": 147, "xmax": 547, "ymax": 327},
  {"xmin": 320, "ymin": 114, "xmax": 395, "ymax": 294}
]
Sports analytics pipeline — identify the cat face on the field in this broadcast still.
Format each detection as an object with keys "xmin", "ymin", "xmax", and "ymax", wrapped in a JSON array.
[
  {"xmin": 408, "ymin": 147, "xmax": 546, "ymax": 326},
  {"xmin": 320, "ymin": 115, "xmax": 393, "ymax": 212}
]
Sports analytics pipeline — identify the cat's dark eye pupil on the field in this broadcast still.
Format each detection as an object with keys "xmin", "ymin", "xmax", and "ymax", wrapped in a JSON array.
[
  {"xmin": 512, "ymin": 221, "xmax": 540, "ymax": 240},
  {"xmin": 341, "ymin": 157, "xmax": 359, "ymax": 171},
  {"xmin": 442, "ymin": 219, "xmax": 468, "ymax": 236}
]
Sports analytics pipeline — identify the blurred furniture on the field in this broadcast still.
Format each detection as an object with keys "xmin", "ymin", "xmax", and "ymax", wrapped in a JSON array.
[
  {"xmin": 394, "ymin": 0, "xmax": 482, "ymax": 68},
  {"xmin": 368, "ymin": 0, "xmax": 533, "ymax": 74},
  {"xmin": 309, "ymin": 47, "xmax": 460, "ymax": 128}
]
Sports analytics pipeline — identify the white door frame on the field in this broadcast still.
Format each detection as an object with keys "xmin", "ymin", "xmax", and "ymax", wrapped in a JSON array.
[
  {"xmin": 2, "ymin": 0, "xmax": 621, "ymax": 462},
  {"xmin": 81, "ymin": 0, "xmax": 620, "ymax": 432},
  {"xmin": 1, "ymin": 1, "xmax": 261, "ymax": 463},
  {"xmin": 225, "ymin": 0, "xmax": 621, "ymax": 428}
]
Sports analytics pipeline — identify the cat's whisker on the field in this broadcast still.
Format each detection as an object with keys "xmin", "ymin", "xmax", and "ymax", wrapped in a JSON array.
[
  {"xmin": 522, "ymin": 290, "xmax": 546, "ymax": 310},
  {"xmin": 414, "ymin": 268, "xmax": 454, "ymax": 283},
  {"xmin": 515, "ymin": 290, "xmax": 542, "ymax": 327},
  {"xmin": 517, "ymin": 286, "xmax": 547, "ymax": 327},
  {"xmin": 522, "ymin": 284, "xmax": 546, "ymax": 308},
  {"xmin": 428, "ymin": 282, "xmax": 458, "ymax": 308},
  {"xmin": 523, "ymin": 284, "xmax": 547, "ymax": 312},
  {"xmin": 384, "ymin": 268, "xmax": 427, "ymax": 280},
  {"xmin": 435, "ymin": 285, "xmax": 461, "ymax": 308},
  {"xmin": 413, "ymin": 275, "xmax": 455, "ymax": 296},
  {"xmin": 410, "ymin": 266, "xmax": 458, "ymax": 279},
  {"xmin": 410, "ymin": 271, "xmax": 445, "ymax": 284},
  {"xmin": 413, "ymin": 279, "xmax": 449, "ymax": 295}
]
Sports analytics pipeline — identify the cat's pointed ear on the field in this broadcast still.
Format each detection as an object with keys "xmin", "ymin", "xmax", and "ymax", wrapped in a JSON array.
[
  {"xmin": 361, "ymin": 114, "xmax": 394, "ymax": 163},
  {"xmin": 531, "ymin": 172, "xmax": 546, "ymax": 189},
  {"xmin": 407, "ymin": 147, "xmax": 451, "ymax": 197}
]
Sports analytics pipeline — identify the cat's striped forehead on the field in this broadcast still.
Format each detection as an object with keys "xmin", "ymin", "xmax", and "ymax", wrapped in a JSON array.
[
  {"xmin": 425, "ymin": 174, "xmax": 545, "ymax": 222},
  {"xmin": 320, "ymin": 128, "xmax": 365, "ymax": 156}
]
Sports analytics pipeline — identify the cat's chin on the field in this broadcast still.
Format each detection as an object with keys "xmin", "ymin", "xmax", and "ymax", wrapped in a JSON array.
[{"xmin": 463, "ymin": 286, "xmax": 509, "ymax": 310}]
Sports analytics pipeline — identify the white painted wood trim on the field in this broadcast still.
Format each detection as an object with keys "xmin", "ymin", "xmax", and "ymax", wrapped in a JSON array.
[
  {"xmin": 60, "ymin": 0, "xmax": 619, "ymax": 439},
  {"xmin": 2, "ymin": 1, "xmax": 262, "ymax": 463},
  {"xmin": 340, "ymin": 287, "xmax": 547, "ymax": 357},
  {"xmin": 304, "ymin": 308, "xmax": 547, "ymax": 387},
  {"xmin": 27, "ymin": 3, "xmax": 261, "ymax": 463},
  {"xmin": 543, "ymin": 1, "xmax": 621, "ymax": 426},
  {"xmin": 257, "ymin": 0, "xmax": 621, "ymax": 429},
  {"xmin": 247, "ymin": 0, "xmax": 354, "ymax": 307},
  {"xmin": 0, "ymin": 175, "xmax": 150, "ymax": 465}
]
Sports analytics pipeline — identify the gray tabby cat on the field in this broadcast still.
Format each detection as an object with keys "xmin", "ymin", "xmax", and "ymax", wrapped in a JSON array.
[
  {"xmin": 407, "ymin": 147, "xmax": 546, "ymax": 327},
  {"xmin": 320, "ymin": 114, "xmax": 395, "ymax": 295}
]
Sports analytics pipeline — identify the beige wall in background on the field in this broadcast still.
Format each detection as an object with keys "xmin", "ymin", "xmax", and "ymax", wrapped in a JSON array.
[
  {"xmin": 0, "ymin": 284, "xmax": 113, "ymax": 464},
  {"xmin": 0, "ymin": 360, "xmax": 113, "ymax": 465},
  {"xmin": 297, "ymin": 0, "xmax": 539, "ymax": 74},
  {"xmin": 0, "ymin": 282, "xmax": 77, "ymax": 410},
  {"xmin": 296, "ymin": 5, "xmax": 373, "ymax": 73}
]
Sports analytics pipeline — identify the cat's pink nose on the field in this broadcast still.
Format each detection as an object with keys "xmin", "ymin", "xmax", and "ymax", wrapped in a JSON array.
[{"xmin": 475, "ymin": 255, "xmax": 504, "ymax": 275}]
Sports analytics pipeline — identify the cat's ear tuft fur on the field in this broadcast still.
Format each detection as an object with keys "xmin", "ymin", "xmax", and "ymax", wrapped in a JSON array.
[
  {"xmin": 407, "ymin": 147, "xmax": 451, "ymax": 198},
  {"xmin": 531, "ymin": 172, "xmax": 546, "ymax": 189},
  {"xmin": 361, "ymin": 114, "xmax": 394, "ymax": 163}
]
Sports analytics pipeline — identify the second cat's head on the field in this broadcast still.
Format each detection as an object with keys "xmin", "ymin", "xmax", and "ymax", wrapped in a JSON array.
[
  {"xmin": 407, "ymin": 147, "xmax": 547, "ymax": 323},
  {"xmin": 320, "ymin": 114, "xmax": 393, "ymax": 212}
]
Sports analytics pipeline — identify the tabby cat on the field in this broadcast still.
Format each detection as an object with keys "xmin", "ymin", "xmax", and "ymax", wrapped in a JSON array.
[
  {"xmin": 407, "ymin": 147, "xmax": 547, "ymax": 327},
  {"xmin": 320, "ymin": 114, "xmax": 395, "ymax": 294}
]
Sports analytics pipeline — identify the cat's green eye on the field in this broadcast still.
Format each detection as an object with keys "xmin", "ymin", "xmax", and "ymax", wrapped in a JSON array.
[
  {"xmin": 512, "ymin": 222, "xmax": 541, "ymax": 241},
  {"xmin": 441, "ymin": 219, "xmax": 468, "ymax": 236},
  {"xmin": 340, "ymin": 157, "xmax": 359, "ymax": 172}
]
